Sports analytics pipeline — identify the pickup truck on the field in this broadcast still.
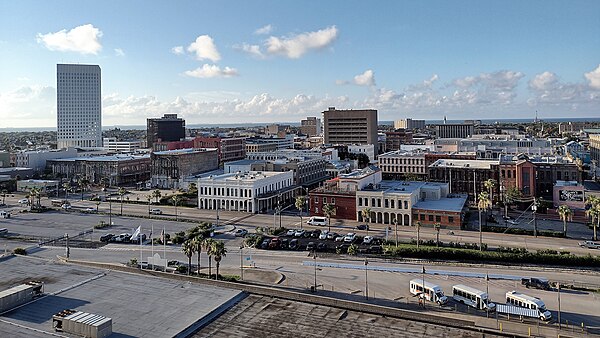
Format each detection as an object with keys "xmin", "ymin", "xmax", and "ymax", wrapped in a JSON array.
[
  {"xmin": 578, "ymin": 240, "xmax": 600, "ymax": 249},
  {"xmin": 521, "ymin": 277, "xmax": 551, "ymax": 291}
]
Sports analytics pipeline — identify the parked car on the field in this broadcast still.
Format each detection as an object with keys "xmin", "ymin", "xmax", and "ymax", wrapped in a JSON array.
[
  {"xmin": 368, "ymin": 245, "xmax": 383, "ymax": 254},
  {"xmin": 0, "ymin": 211, "xmax": 10, "ymax": 219},
  {"xmin": 294, "ymin": 229, "xmax": 306, "ymax": 237},
  {"xmin": 310, "ymin": 229, "xmax": 321, "ymax": 238},
  {"xmin": 327, "ymin": 232, "xmax": 338, "ymax": 240},
  {"xmin": 521, "ymin": 277, "xmax": 552, "ymax": 291},
  {"xmin": 131, "ymin": 233, "xmax": 147, "ymax": 244},
  {"xmin": 507, "ymin": 219, "xmax": 519, "ymax": 225},
  {"xmin": 234, "ymin": 229, "xmax": 248, "ymax": 237},
  {"xmin": 363, "ymin": 236, "xmax": 374, "ymax": 244},
  {"xmin": 0, "ymin": 203, "xmax": 7, "ymax": 207},
  {"xmin": 356, "ymin": 224, "xmax": 369, "ymax": 231},
  {"xmin": 269, "ymin": 237, "xmax": 281, "ymax": 249},
  {"xmin": 286, "ymin": 229, "xmax": 296, "ymax": 236},
  {"xmin": 289, "ymin": 238, "xmax": 299, "ymax": 250},
  {"xmin": 260, "ymin": 239, "xmax": 271, "ymax": 250},
  {"xmin": 579, "ymin": 240, "xmax": 600, "ymax": 249},
  {"xmin": 280, "ymin": 238, "xmax": 289, "ymax": 250},
  {"xmin": 319, "ymin": 230, "xmax": 329, "ymax": 240},
  {"xmin": 100, "ymin": 233, "xmax": 115, "ymax": 242},
  {"xmin": 149, "ymin": 208, "xmax": 162, "ymax": 215},
  {"xmin": 334, "ymin": 235, "xmax": 345, "ymax": 242},
  {"xmin": 336, "ymin": 243, "xmax": 351, "ymax": 253},
  {"xmin": 84, "ymin": 207, "xmax": 96, "ymax": 213},
  {"xmin": 344, "ymin": 232, "xmax": 356, "ymax": 243},
  {"xmin": 61, "ymin": 204, "xmax": 72, "ymax": 210},
  {"xmin": 112, "ymin": 233, "xmax": 132, "ymax": 243},
  {"xmin": 0, "ymin": 228, "xmax": 8, "ymax": 235},
  {"xmin": 18, "ymin": 199, "xmax": 29, "ymax": 205},
  {"xmin": 306, "ymin": 242, "xmax": 316, "ymax": 251},
  {"xmin": 317, "ymin": 243, "xmax": 328, "ymax": 252}
]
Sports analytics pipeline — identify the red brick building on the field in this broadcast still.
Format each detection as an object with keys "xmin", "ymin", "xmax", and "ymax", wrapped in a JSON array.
[
  {"xmin": 194, "ymin": 137, "xmax": 246, "ymax": 163},
  {"xmin": 309, "ymin": 187, "xmax": 357, "ymax": 220}
]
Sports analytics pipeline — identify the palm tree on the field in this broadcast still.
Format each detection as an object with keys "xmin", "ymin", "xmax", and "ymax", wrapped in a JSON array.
[
  {"xmin": 433, "ymin": 222, "xmax": 441, "ymax": 247},
  {"xmin": 117, "ymin": 187, "xmax": 126, "ymax": 215},
  {"xmin": 1, "ymin": 189, "xmax": 8, "ymax": 205},
  {"xmin": 323, "ymin": 203, "xmax": 336, "ymax": 232},
  {"xmin": 557, "ymin": 205, "xmax": 573, "ymax": 238},
  {"xmin": 152, "ymin": 189, "xmax": 162, "ymax": 204},
  {"xmin": 181, "ymin": 239, "xmax": 195, "ymax": 275},
  {"xmin": 295, "ymin": 196, "xmax": 307, "ymax": 229},
  {"xmin": 95, "ymin": 200, "xmax": 100, "ymax": 212},
  {"xmin": 28, "ymin": 187, "xmax": 41, "ymax": 210},
  {"xmin": 62, "ymin": 182, "xmax": 70, "ymax": 200},
  {"xmin": 172, "ymin": 194, "xmax": 183, "ymax": 221},
  {"xmin": 585, "ymin": 196, "xmax": 600, "ymax": 241},
  {"xmin": 204, "ymin": 238, "xmax": 216, "ymax": 278},
  {"xmin": 193, "ymin": 235, "xmax": 205, "ymax": 274},
  {"xmin": 361, "ymin": 207, "xmax": 372, "ymax": 236},
  {"xmin": 212, "ymin": 241, "xmax": 227, "ymax": 280},
  {"xmin": 477, "ymin": 192, "xmax": 491, "ymax": 251},
  {"xmin": 188, "ymin": 182, "xmax": 198, "ymax": 195},
  {"xmin": 484, "ymin": 179, "xmax": 496, "ymax": 207},
  {"xmin": 146, "ymin": 195, "xmax": 152, "ymax": 213},
  {"xmin": 77, "ymin": 177, "xmax": 89, "ymax": 200},
  {"xmin": 415, "ymin": 221, "xmax": 421, "ymax": 249}
]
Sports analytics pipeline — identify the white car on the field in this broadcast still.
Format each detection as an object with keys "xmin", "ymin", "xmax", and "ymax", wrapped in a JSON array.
[
  {"xmin": 84, "ymin": 207, "xmax": 96, "ymax": 213},
  {"xmin": 335, "ymin": 236, "xmax": 345, "ymax": 242},
  {"xmin": 363, "ymin": 236, "xmax": 374, "ymax": 244},
  {"xmin": 18, "ymin": 199, "xmax": 29, "ymax": 205},
  {"xmin": 149, "ymin": 208, "xmax": 162, "ymax": 215},
  {"xmin": 294, "ymin": 229, "xmax": 306, "ymax": 237},
  {"xmin": 319, "ymin": 230, "xmax": 329, "ymax": 240},
  {"xmin": 286, "ymin": 229, "xmax": 296, "ymax": 236},
  {"xmin": 507, "ymin": 219, "xmax": 519, "ymax": 225},
  {"xmin": 61, "ymin": 204, "xmax": 72, "ymax": 210},
  {"xmin": 344, "ymin": 232, "xmax": 356, "ymax": 243}
]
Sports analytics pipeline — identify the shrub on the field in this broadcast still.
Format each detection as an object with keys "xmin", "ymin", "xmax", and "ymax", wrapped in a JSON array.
[
  {"xmin": 129, "ymin": 258, "xmax": 138, "ymax": 266},
  {"xmin": 244, "ymin": 234, "xmax": 264, "ymax": 248},
  {"xmin": 171, "ymin": 231, "xmax": 186, "ymax": 244},
  {"xmin": 13, "ymin": 247, "xmax": 27, "ymax": 255},
  {"xmin": 94, "ymin": 221, "xmax": 110, "ymax": 229},
  {"xmin": 347, "ymin": 244, "xmax": 358, "ymax": 255}
]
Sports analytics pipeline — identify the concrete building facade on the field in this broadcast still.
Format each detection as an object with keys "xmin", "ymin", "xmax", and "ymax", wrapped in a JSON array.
[
  {"xmin": 151, "ymin": 148, "xmax": 218, "ymax": 189},
  {"xmin": 57, "ymin": 64, "xmax": 102, "ymax": 148},
  {"xmin": 103, "ymin": 138, "xmax": 143, "ymax": 153},
  {"xmin": 194, "ymin": 137, "xmax": 246, "ymax": 163},
  {"xmin": 435, "ymin": 123, "xmax": 474, "ymax": 139},
  {"xmin": 198, "ymin": 171, "xmax": 296, "ymax": 213},
  {"xmin": 15, "ymin": 148, "xmax": 78, "ymax": 173},
  {"xmin": 323, "ymin": 107, "xmax": 378, "ymax": 145},
  {"xmin": 300, "ymin": 117, "xmax": 322, "ymax": 136},
  {"xmin": 147, "ymin": 114, "xmax": 185, "ymax": 149},
  {"xmin": 394, "ymin": 119, "xmax": 425, "ymax": 130}
]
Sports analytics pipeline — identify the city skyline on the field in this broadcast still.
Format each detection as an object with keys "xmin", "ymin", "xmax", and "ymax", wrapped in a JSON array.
[{"xmin": 1, "ymin": 0, "xmax": 599, "ymax": 128}]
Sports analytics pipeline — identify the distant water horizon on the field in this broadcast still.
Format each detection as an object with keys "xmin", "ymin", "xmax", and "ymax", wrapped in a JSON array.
[{"xmin": 1, "ymin": 117, "xmax": 599, "ymax": 132}]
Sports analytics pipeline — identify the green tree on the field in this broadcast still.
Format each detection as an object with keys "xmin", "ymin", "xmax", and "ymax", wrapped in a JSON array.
[
  {"xmin": 204, "ymin": 238, "xmax": 216, "ymax": 278},
  {"xmin": 1, "ymin": 189, "xmax": 8, "ymax": 205},
  {"xmin": 193, "ymin": 235, "xmax": 205, "ymax": 274},
  {"xmin": 95, "ymin": 200, "xmax": 100, "ymax": 212},
  {"xmin": 477, "ymin": 192, "xmax": 491, "ymax": 251},
  {"xmin": 181, "ymin": 239, "xmax": 195, "ymax": 275},
  {"xmin": 323, "ymin": 203, "xmax": 336, "ymax": 232},
  {"xmin": 212, "ymin": 241, "xmax": 228, "ymax": 280},
  {"xmin": 347, "ymin": 244, "xmax": 358, "ymax": 255},
  {"xmin": 152, "ymin": 189, "xmax": 162, "ymax": 204},
  {"xmin": 557, "ymin": 205, "xmax": 573, "ymax": 237},
  {"xmin": 484, "ymin": 179, "xmax": 496, "ymax": 207},
  {"xmin": 78, "ymin": 177, "xmax": 89, "ymax": 201},
  {"xmin": 117, "ymin": 187, "xmax": 126, "ymax": 215},
  {"xmin": 585, "ymin": 196, "xmax": 599, "ymax": 241},
  {"xmin": 433, "ymin": 222, "xmax": 441, "ymax": 247},
  {"xmin": 27, "ymin": 186, "xmax": 42, "ymax": 210},
  {"xmin": 172, "ymin": 194, "xmax": 183, "ymax": 221},
  {"xmin": 62, "ymin": 182, "xmax": 70, "ymax": 200},
  {"xmin": 146, "ymin": 195, "xmax": 152, "ymax": 213},
  {"xmin": 504, "ymin": 186, "xmax": 522, "ymax": 216},
  {"xmin": 295, "ymin": 196, "xmax": 307, "ymax": 229},
  {"xmin": 188, "ymin": 182, "xmax": 198, "ymax": 195},
  {"xmin": 361, "ymin": 207, "xmax": 372, "ymax": 236}
]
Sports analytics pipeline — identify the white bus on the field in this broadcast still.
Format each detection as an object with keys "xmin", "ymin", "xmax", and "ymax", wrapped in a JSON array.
[
  {"xmin": 452, "ymin": 284, "xmax": 496, "ymax": 311},
  {"xmin": 505, "ymin": 291, "xmax": 552, "ymax": 321},
  {"xmin": 409, "ymin": 279, "xmax": 448, "ymax": 304}
]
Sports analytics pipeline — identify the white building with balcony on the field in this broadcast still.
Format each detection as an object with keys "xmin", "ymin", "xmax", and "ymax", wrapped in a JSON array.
[{"xmin": 197, "ymin": 170, "xmax": 297, "ymax": 213}]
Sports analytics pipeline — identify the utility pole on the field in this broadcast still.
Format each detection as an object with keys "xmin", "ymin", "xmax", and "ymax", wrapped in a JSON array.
[
  {"xmin": 532, "ymin": 200, "xmax": 538, "ymax": 238},
  {"xmin": 394, "ymin": 218, "xmax": 398, "ymax": 247},
  {"xmin": 422, "ymin": 265, "xmax": 426, "ymax": 308},
  {"xmin": 313, "ymin": 251, "xmax": 317, "ymax": 292},
  {"xmin": 65, "ymin": 233, "xmax": 70, "ymax": 260},
  {"xmin": 486, "ymin": 272, "xmax": 490, "ymax": 318},
  {"xmin": 364, "ymin": 259, "xmax": 369, "ymax": 300},
  {"xmin": 239, "ymin": 245, "xmax": 244, "ymax": 281},
  {"xmin": 557, "ymin": 282, "xmax": 562, "ymax": 330}
]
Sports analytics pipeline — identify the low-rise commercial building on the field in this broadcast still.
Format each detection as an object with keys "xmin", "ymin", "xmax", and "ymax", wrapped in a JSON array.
[
  {"xmin": 385, "ymin": 129, "xmax": 413, "ymax": 151},
  {"xmin": 151, "ymin": 148, "xmax": 218, "ymax": 189},
  {"xmin": 394, "ymin": 119, "xmax": 425, "ymax": 131},
  {"xmin": 15, "ymin": 148, "xmax": 77, "ymax": 173},
  {"xmin": 379, "ymin": 150, "xmax": 427, "ymax": 179},
  {"xmin": 198, "ymin": 170, "xmax": 296, "ymax": 213},
  {"xmin": 428, "ymin": 159, "xmax": 500, "ymax": 203},
  {"xmin": 103, "ymin": 138, "xmax": 143, "ymax": 153},
  {"xmin": 16, "ymin": 179, "xmax": 60, "ymax": 193},
  {"xmin": 300, "ymin": 117, "xmax": 322, "ymax": 136},
  {"xmin": 435, "ymin": 123, "xmax": 474, "ymax": 139},
  {"xmin": 194, "ymin": 136, "xmax": 246, "ymax": 163},
  {"xmin": 47, "ymin": 154, "xmax": 151, "ymax": 186}
]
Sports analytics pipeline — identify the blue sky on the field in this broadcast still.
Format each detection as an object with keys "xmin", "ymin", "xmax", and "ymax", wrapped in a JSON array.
[{"xmin": 0, "ymin": 0, "xmax": 599, "ymax": 127}]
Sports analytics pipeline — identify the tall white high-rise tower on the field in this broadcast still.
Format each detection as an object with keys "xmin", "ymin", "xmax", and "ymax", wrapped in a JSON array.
[{"xmin": 56, "ymin": 64, "xmax": 102, "ymax": 148}]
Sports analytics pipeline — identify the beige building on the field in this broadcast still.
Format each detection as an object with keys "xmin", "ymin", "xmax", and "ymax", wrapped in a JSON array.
[
  {"xmin": 378, "ymin": 150, "xmax": 427, "ymax": 178},
  {"xmin": 394, "ymin": 118, "xmax": 425, "ymax": 130},
  {"xmin": 323, "ymin": 107, "xmax": 378, "ymax": 145}
]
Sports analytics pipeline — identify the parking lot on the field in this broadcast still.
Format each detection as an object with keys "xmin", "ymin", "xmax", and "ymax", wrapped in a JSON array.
[{"xmin": 254, "ymin": 228, "xmax": 384, "ymax": 254}]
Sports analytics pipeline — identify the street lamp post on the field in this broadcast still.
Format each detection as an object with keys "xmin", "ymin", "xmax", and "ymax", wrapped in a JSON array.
[
  {"xmin": 313, "ymin": 251, "xmax": 317, "ymax": 292},
  {"xmin": 532, "ymin": 200, "xmax": 538, "ymax": 238},
  {"xmin": 421, "ymin": 265, "xmax": 426, "ymax": 308},
  {"xmin": 364, "ymin": 259, "xmax": 369, "ymax": 300},
  {"xmin": 216, "ymin": 205, "xmax": 220, "ymax": 227},
  {"xmin": 394, "ymin": 218, "xmax": 398, "ymax": 247},
  {"xmin": 240, "ymin": 245, "xmax": 244, "ymax": 281},
  {"xmin": 485, "ymin": 273, "xmax": 490, "ymax": 318},
  {"xmin": 557, "ymin": 282, "xmax": 562, "ymax": 330},
  {"xmin": 65, "ymin": 233, "xmax": 70, "ymax": 260}
]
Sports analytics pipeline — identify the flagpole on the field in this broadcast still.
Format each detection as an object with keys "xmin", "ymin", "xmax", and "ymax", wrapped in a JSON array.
[
  {"xmin": 139, "ymin": 226, "xmax": 143, "ymax": 270},
  {"xmin": 151, "ymin": 225, "xmax": 154, "ymax": 270},
  {"xmin": 163, "ymin": 225, "xmax": 166, "ymax": 271}
]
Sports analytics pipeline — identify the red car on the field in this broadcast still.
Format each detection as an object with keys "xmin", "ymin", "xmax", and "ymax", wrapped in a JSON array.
[{"xmin": 269, "ymin": 237, "xmax": 281, "ymax": 249}]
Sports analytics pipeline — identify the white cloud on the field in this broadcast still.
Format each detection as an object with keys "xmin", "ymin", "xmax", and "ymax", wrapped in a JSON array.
[
  {"xmin": 528, "ymin": 71, "xmax": 558, "ymax": 91},
  {"xmin": 584, "ymin": 64, "xmax": 600, "ymax": 89},
  {"xmin": 171, "ymin": 46, "xmax": 184, "ymax": 55},
  {"xmin": 0, "ymin": 85, "xmax": 56, "ymax": 127},
  {"xmin": 235, "ymin": 43, "xmax": 264, "ymax": 58},
  {"xmin": 114, "ymin": 48, "xmax": 125, "ymax": 57},
  {"xmin": 353, "ymin": 69, "xmax": 375, "ymax": 86},
  {"xmin": 265, "ymin": 26, "xmax": 338, "ymax": 58},
  {"xmin": 184, "ymin": 64, "xmax": 239, "ymax": 78},
  {"xmin": 254, "ymin": 24, "xmax": 273, "ymax": 35},
  {"xmin": 36, "ymin": 24, "xmax": 102, "ymax": 55},
  {"xmin": 187, "ymin": 35, "xmax": 221, "ymax": 62}
]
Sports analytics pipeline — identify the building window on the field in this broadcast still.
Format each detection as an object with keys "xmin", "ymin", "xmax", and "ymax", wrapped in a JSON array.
[
  {"xmin": 331, "ymin": 198, "xmax": 335, "ymax": 204},
  {"xmin": 448, "ymin": 216, "xmax": 454, "ymax": 223},
  {"xmin": 428, "ymin": 215, "xmax": 434, "ymax": 221},
  {"xmin": 358, "ymin": 198, "xmax": 363, "ymax": 206},
  {"xmin": 420, "ymin": 214, "xmax": 425, "ymax": 220},
  {"xmin": 377, "ymin": 199, "xmax": 381, "ymax": 207},
  {"xmin": 404, "ymin": 201, "xmax": 408, "ymax": 209},
  {"xmin": 436, "ymin": 215, "xmax": 441, "ymax": 222},
  {"xmin": 391, "ymin": 200, "xmax": 395, "ymax": 208},
  {"xmin": 323, "ymin": 197, "xmax": 327, "ymax": 204},
  {"xmin": 314, "ymin": 197, "xmax": 319, "ymax": 203}
]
